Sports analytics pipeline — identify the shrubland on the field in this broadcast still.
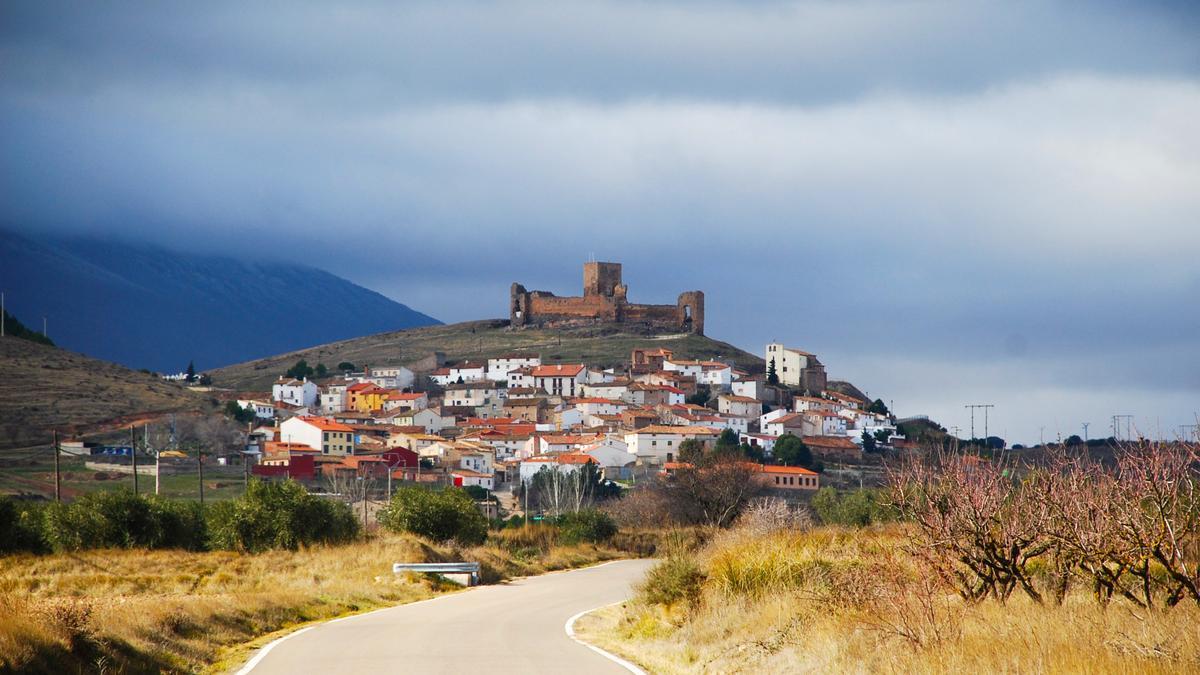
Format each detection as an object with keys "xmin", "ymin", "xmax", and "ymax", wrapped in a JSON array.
[
  {"xmin": 0, "ymin": 481, "xmax": 659, "ymax": 673},
  {"xmin": 578, "ymin": 441, "xmax": 1200, "ymax": 673}
]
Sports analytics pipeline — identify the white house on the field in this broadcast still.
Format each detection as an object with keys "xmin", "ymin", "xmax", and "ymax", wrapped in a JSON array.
[
  {"xmin": 623, "ymin": 425, "xmax": 719, "ymax": 464},
  {"xmin": 524, "ymin": 433, "xmax": 599, "ymax": 456},
  {"xmin": 507, "ymin": 366, "xmax": 537, "ymax": 389},
  {"xmin": 555, "ymin": 406, "xmax": 584, "ymax": 430},
  {"xmin": 272, "ymin": 377, "xmax": 318, "ymax": 408},
  {"xmin": 279, "ymin": 416, "xmax": 355, "ymax": 456},
  {"xmin": 731, "ymin": 378, "xmax": 766, "ymax": 401},
  {"xmin": 718, "ymin": 394, "xmax": 762, "ymax": 418},
  {"xmin": 448, "ymin": 362, "xmax": 487, "ymax": 383},
  {"xmin": 584, "ymin": 380, "xmax": 631, "ymax": 400},
  {"xmin": 451, "ymin": 469, "xmax": 494, "ymax": 491},
  {"xmin": 579, "ymin": 435, "xmax": 634, "ymax": 468},
  {"xmin": 382, "ymin": 391, "xmax": 428, "ymax": 412},
  {"xmin": 444, "ymin": 381, "xmax": 501, "ymax": 408},
  {"xmin": 572, "ymin": 397, "xmax": 629, "ymax": 417},
  {"xmin": 532, "ymin": 364, "xmax": 587, "ymax": 397},
  {"xmin": 362, "ymin": 365, "xmax": 415, "ymax": 390},
  {"xmin": 801, "ymin": 410, "xmax": 848, "ymax": 436},
  {"xmin": 518, "ymin": 454, "xmax": 596, "ymax": 484},
  {"xmin": 740, "ymin": 432, "xmax": 779, "ymax": 457},
  {"xmin": 765, "ymin": 343, "xmax": 826, "ymax": 391},
  {"xmin": 487, "ymin": 354, "xmax": 541, "ymax": 382},
  {"xmin": 389, "ymin": 407, "xmax": 453, "ymax": 434},
  {"xmin": 318, "ymin": 382, "xmax": 347, "ymax": 415},
  {"xmin": 237, "ymin": 399, "xmax": 276, "ymax": 420},
  {"xmin": 762, "ymin": 413, "xmax": 807, "ymax": 438}
]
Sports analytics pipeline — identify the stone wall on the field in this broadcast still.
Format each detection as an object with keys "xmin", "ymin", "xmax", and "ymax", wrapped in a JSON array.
[{"xmin": 511, "ymin": 263, "xmax": 705, "ymax": 335}]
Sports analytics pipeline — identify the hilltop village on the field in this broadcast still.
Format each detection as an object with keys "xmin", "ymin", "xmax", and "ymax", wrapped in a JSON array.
[{"xmin": 214, "ymin": 266, "xmax": 896, "ymax": 496}]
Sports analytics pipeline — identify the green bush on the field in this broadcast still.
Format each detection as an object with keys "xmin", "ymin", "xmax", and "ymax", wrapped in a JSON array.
[
  {"xmin": 41, "ymin": 490, "xmax": 208, "ymax": 552},
  {"xmin": 0, "ymin": 498, "xmax": 47, "ymax": 553},
  {"xmin": 810, "ymin": 487, "xmax": 894, "ymax": 527},
  {"xmin": 639, "ymin": 554, "xmax": 706, "ymax": 606},
  {"xmin": 206, "ymin": 479, "xmax": 359, "ymax": 552},
  {"xmin": 378, "ymin": 487, "xmax": 487, "ymax": 546},
  {"xmin": 556, "ymin": 509, "xmax": 617, "ymax": 544}
]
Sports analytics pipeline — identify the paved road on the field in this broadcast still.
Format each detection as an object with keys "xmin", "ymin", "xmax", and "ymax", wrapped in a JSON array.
[{"xmin": 239, "ymin": 559, "xmax": 654, "ymax": 675}]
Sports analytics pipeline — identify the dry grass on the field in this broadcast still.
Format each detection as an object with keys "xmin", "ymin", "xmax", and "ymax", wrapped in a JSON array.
[
  {"xmin": 0, "ymin": 531, "xmax": 635, "ymax": 674},
  {"xmin": 578, "ymin": 524, "xmax": 1200, "ymax": 674},
  {"xmin": 0, "ymin": 336, "xmax": 209, "ymax": 451},
  {"xmin": 208, "ymin": 319, "xmax": 762, "ymax": 391}
]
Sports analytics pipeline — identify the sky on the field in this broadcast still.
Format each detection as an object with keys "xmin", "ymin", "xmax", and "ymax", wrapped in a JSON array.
[{"xmin": 1, "ymin": 0, "xmax": 1198, "ymax": 445}]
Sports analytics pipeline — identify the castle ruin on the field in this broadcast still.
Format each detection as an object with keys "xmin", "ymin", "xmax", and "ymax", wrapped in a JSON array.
[{"xmin": 510, "ymin": 262, "xmax": 705, "ymax": 335}]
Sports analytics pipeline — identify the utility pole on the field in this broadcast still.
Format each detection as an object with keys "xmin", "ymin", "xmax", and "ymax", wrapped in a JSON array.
[
  {"xmin": 964, "ymin": 404, "xmax": 994, "ymax": 443},
  {"xmin": 197, "ymin": 450, "xmax": 205, "ymax": 506},
  {"xmin": 42, "ymin": 316, "xmax": 47, "ymax": 338},
  {"xmin": 53, "ymin": 429, "xmax": 61, "ymax": 502},
  {"xmin": 130, "ymin": 425, "xmax": 139, "ymax": 496},
  {"xmin": 151, "ymin": 424, "xmax": 160, "ymax": 496},
  {"xmin": 1112, "ymin": 414, "xmax": 1134, "ymax": 442}
]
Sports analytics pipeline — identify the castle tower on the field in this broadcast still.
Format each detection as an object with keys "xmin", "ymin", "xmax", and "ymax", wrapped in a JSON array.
[{"xmin": 583, "ymin": 262, "xmax": 622, "ymax": 297}]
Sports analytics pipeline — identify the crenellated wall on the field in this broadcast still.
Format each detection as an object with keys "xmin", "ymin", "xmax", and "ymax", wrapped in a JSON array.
[{"xmin": 510, "ymin": 264, "xmax": 704, "ymax": 335}]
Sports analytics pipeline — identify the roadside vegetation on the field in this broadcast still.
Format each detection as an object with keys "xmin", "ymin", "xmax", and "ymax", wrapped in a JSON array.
[
  {"xmin": 0, "ymin": 480, "xmax": 658, "ymax": 674},
  {"xmin": 579, "ymin": 440, "xmax": 1200, "ymax": 673}
]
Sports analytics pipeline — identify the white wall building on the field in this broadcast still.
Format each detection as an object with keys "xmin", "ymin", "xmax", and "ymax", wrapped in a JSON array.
[
  {"xmin": 487, "ymin": 354, "xmax": 541, "ymax": 381},
  {"xmin": 272, "ymin": 377, "xmax": 318, "ymax": 408}
]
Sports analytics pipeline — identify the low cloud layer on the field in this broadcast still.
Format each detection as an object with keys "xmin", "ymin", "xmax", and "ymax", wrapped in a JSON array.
[{"xmin": 2, "ymin": 0, "xmax": 1197, "ymax": 443}]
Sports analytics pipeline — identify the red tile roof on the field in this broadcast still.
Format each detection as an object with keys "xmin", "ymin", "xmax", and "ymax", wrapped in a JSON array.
[{"xmin": 532, "ymin": 364, "xmax": 585, "ymax": 377}]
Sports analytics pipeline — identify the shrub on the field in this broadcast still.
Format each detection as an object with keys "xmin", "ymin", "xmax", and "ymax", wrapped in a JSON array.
[
  {"xmin": 206, "ymin": 479, "xmax": 359, "ymax": 552},
  {"xmin": 378, "ymin": 487, "xmax": 487, "ymax": 546},
  {"xmin": 41, "ymin": 490, "xmax": 209, "ymax": 552},
  {"xmin": 557, "ymin": 509, "xmax": 618, "ymax": 544},
  {"xmin": 639, "ymin": 554, "xmax": 706, "ymax": 606},
  {"xmin": 811, "ymin": 487, "xmax": 893, "ymax": 527},
  {"xmin": 0, "ymin": 497, "xmax": 47, "ymax": 553}
]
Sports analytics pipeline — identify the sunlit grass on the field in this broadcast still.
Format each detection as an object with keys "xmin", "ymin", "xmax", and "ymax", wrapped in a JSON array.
[
  {"xmin": 0, "ymin": 531, "xmax": 637, "ymax": 673},
  {"xmin": 580, "ymin": 524, "xmax": 1200, "ymax": 674}
]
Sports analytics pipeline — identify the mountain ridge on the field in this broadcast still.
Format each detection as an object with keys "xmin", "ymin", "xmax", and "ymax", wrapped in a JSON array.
[{"xmin": 0, "ymin": 230, "xmax": 440, "ymax": 372}]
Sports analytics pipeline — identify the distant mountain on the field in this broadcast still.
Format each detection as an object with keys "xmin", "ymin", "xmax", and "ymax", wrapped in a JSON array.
[{"xmin": 0, "ymin": 230, "xmax": 440, "ymax": 372}]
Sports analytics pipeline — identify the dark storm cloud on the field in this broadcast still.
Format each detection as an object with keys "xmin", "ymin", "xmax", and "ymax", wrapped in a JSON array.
[{"xmin": 1, "ymin": 0, "xmax": 1197, "ymax": 443}]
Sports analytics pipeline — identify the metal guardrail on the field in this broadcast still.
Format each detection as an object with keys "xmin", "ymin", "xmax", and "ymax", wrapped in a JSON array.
[{"xmin": 392, "ymin": 562, "xmax": 481, "ymax": 585}]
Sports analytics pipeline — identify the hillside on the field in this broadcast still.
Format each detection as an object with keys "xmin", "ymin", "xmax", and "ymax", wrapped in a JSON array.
[
  {"xmin": 0, "ymin": 336, "xmax": 211, "ymax": 450},
  {"xmin": 0, "ymin": 230, "xmax": 440, "ymax": 373},
  {"xmin": 209, "ymin": 319, "xmax": 765, "ymax": 391}
]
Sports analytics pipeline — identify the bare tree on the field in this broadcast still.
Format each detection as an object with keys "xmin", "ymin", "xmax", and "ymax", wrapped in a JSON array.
[
  {"xmin": 668, "ymin": 458, "xmax": 760, "ymax": 528},
  {"xmin": 888, "ymin": 448, "xmax": 1052, "ymax": 604}
]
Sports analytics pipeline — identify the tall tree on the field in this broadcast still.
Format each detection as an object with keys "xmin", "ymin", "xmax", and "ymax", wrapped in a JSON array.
[
  {"xmin": 774, "ymin": 434, "xmax": 813, "ymax": 467},
  {"xmin": 767, "ymin": 358, "xmax": 779, "ymax": 385},
  {"xmin": 185, "ymin": 360, "xmax": 196, "ymax": 382}
]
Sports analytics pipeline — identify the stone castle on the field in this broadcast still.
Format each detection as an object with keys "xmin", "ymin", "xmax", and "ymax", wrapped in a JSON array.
[{"xmin": 510, "ymin": 262, "xmax": 705, "ymax": 335}]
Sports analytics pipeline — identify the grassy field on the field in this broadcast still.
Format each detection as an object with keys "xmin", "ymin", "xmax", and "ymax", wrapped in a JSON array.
[
  {"xmin": 208, "ymin": 319, "xmax": 764, "ymax": 391},
  {"xmin": 577, "ymin": 525, "xmax": 1200, "ymax": 674},
  {"xmin": 0, "ymin": 336, "xmax": 211, "ymax": 451},
  {"xmin": 0, "ymin": 527, "xmax": 653, "ymax": 674},
  {"xmin": 0, "ymin": 455, "xmax": 248, "ymax": 502}
]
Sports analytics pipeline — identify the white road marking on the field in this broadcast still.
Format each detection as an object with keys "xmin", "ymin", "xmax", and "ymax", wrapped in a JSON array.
[{"xmin": 565, "ymin": 602, "xmax": 647, "ymax": 675}]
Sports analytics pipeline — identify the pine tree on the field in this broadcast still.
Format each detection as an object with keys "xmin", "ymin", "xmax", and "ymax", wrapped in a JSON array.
[
  {"xmin": 767, "ymin": 358, "xmax": 779, "ymax": 385},
  {"xmin": 185, "ymin": 360, "xmax": 196, "ymax": 382}
]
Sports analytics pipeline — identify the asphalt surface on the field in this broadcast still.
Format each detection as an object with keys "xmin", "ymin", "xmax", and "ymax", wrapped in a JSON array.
[{"xmin": 239, "ymin": 558, "xmax": 655, "ymax": 675}]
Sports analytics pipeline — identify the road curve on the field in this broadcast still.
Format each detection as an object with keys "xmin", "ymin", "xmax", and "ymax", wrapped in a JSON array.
[{"xmin": 238, "ymin": 559, "xmax": 655, "ymax": 675}]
